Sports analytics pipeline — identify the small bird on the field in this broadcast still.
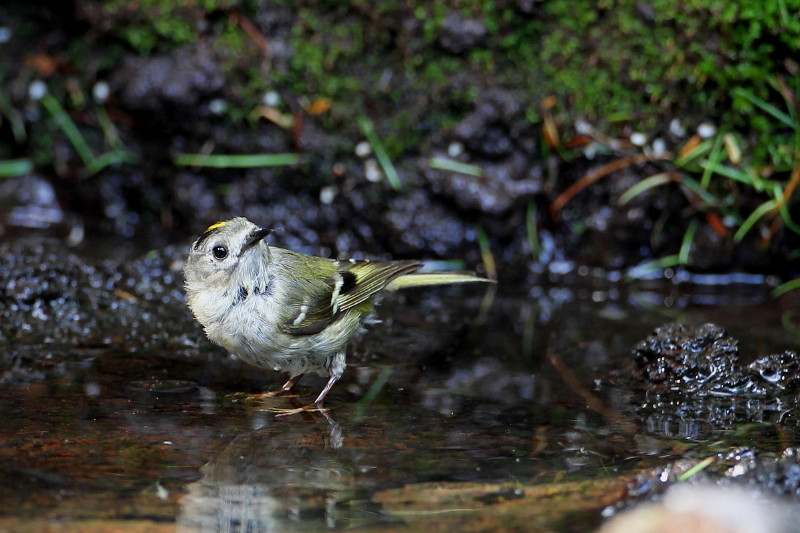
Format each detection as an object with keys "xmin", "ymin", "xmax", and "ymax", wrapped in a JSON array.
[{"xmin": 184, "ymin": 217, "xmax": 494, "ymax": 413}]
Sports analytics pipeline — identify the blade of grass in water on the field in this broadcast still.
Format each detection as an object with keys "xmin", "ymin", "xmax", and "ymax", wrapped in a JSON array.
[
  {"xmin": 174, "ymin": 153, "xmax": 300, "ymax": 168},
  {"xmin": 0, "ymin": 158, "xmax": 33, "ymax": 178},
  {"xmin": 357, "ymin": 115, "xmax": 401, "ymax": 190}
]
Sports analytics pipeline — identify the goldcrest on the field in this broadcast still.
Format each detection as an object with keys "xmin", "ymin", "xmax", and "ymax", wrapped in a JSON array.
[{"xmin": 184, "ymin": 217, "xmax": 493, "ymax": 412}]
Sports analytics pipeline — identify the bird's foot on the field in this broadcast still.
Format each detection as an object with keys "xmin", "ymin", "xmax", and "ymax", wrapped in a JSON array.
[{"xmin": 262, "ymin": 403, "xmax": 329, "ymax": 417}]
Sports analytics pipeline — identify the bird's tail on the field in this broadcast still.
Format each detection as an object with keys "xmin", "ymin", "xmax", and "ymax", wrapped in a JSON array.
[{"xmin": 385, "ymin": 271, "xmax": 495, "ymax": 290}]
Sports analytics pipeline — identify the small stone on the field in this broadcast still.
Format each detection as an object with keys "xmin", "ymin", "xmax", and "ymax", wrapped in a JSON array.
[
  {"xmin": 355, "ymin": 141, "xmax": 372, "ymax": 158},
  {"xmin": 669, "ymin": 118, "xmax": 685, "ymax": 137},
  {"xmin": 92, "ymin": 81, "xmax": 110, "ymax": 103},
  {"xmin": 697, "ymin": 122, "xmax": 716, "ymax": 139},
  {"xmin": 262, "ymin": 90, "xmax": 281, "ymax": 107},
  {"xmin": 630, "ymin": 132, "xmax": 647, "ymax": 146},
  {"xmin": 364, "ymin": 158, "xmax": 382, "ymax": 182},
  {"xmin": 28, "ymin": 80, "xmax": 47, "ymax": 100}
]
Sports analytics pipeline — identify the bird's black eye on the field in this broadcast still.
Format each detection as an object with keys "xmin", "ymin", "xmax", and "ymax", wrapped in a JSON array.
[{"xmin": 212, "ymin": 245, "xmax": 228, "ymax": 260}]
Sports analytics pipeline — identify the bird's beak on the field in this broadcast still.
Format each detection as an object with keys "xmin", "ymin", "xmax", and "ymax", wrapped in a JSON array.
[{"xmin": 240, "ymin": 227, "xmax": 271, "ymax": 256}]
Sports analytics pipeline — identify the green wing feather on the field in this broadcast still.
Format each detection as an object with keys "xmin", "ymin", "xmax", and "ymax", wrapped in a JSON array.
[{"xmin": 275, "ymin": 251, "xmax": 421, "ymax": 336}]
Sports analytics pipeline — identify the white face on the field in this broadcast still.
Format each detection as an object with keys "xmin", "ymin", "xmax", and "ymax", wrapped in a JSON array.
[{"xmin": 184, "ymin": 217, "xmax": 269, "ymax": 289}]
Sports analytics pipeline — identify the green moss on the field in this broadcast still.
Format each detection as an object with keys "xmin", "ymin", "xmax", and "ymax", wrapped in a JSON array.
[{"xmin": 64, "ymin": 0, "xmax": 800, "ymax": 166}]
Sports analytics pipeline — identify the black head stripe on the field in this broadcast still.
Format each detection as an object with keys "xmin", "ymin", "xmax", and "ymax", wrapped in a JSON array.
[{"xmin": 192, "ymin": 229, "xmax": 215, "ymax": 250}]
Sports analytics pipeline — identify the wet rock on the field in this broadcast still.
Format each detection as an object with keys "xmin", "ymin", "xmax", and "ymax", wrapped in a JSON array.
[
  {"xmin": 631, "ymin": 323, "xmax": 742, "ymax": 394},
  {"xmin": 422, "ymin": 91, "xmax": 542, "ymax": 215},
  {"xmin": 747, "ymin": 350, "xmax": 800, "ymax": 392},
  {"xmin": 0, "ymin": 238, "xmax": 190, "ymax": 348},
  {"xmin": 437, "ymin": 12, "xmax": 487, "ymax": 55},
  {"xmin": 112, "ymin": 42, "xmax": 225, "ymax": 112},
  {"xmin": 631, "ymin": 323, "xmax": 800, "ymax": 398},
  {"xmin": 625, "ymin": 323, "xmax": 800, "ymax": 438},
  {"xmin": 612, "ymin": 447, "xmax": 800, "ymax": 518}
]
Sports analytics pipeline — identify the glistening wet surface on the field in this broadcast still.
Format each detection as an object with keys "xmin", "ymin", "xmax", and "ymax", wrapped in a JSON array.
[{"xmin": 1, "ymin": 273, "xmax": 799, "ymax": 532}]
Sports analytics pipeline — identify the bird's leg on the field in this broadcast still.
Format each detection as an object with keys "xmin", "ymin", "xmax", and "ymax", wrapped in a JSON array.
[
  {"xmin": 312, "ymin": 373, "xmax": 340, "ymax": 406},
  {"xmin": 272, "ymin": 352, "xmax": 346, "ymax": 417}
]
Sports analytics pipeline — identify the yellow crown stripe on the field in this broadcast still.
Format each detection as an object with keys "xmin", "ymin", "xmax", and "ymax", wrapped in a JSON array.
[{"xmin": 205, "ymin": 220, "xmax": 229, "ymax": 233}]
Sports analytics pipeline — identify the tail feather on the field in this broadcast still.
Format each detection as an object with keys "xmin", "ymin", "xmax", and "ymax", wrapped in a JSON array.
[{"xmin": 385, "ymin": 271, "xmax": 495, "ymax": 290}]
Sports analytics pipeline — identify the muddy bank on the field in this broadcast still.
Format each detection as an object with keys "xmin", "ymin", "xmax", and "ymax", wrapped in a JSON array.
[{"xmin": 2, "ymin": 2, "xmax": 799, "ymax": 280}]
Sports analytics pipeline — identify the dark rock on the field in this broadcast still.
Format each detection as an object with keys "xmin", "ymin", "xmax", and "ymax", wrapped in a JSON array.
[
  {"xmin": 632, "ymin": 323, "xmax": 741, "ymax": 394},
  {"xmin": 437, "ymin": 13, "xmax": 487, "ymax": 54},
  {"xmin": 383, "ymin": 190, "xmax": 474, "ymax": 257},
  {"xmin": 112, "ymin": 42, "xmax": 225, "ymax": 112},
  {"xmin": 422, "ymin": 91, "xmax": 542, "ymax": 216}
]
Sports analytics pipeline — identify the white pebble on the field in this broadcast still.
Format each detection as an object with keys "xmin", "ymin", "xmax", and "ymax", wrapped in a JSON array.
[
  {"xmin": 575, "ymin": 118, "xmax": 593, "ymax": 135},
  {"xmin": 364, "ymin": 158, "xmax": 382, "ymax": 182},
  {"xmin": 92, "ymin": 81, "xmax": 110, "ymax": 103},
  {"xmin": 262, "ymin": 90, "xmax": 281, "ymax": 107},
  {"xmin": 650, "ymin": 138, "xmax": 667, "ymax": 157},
  {"xmin": 208, "ymin": 98, "xmax": 227, "ymax": 115},
  {"xmin": 355, "ymin": 141, "xmax": 372, "ymax": 158},
  {"xmin": 28, "ymin": 80, "xmax": 47, "ymax": 100},
  {"xmin": 669, "ymin": 118, "xmax": 685, "ymax": 137},
  {"xmin": 319, "ymin": 184, "xmax": 338, "ymax": 204},
  {"xmin": 697, "ymin": 122, "xmax": 716, "ymax": 139},
  {"xmin": 630, "ymin": 132, "xmax": 647, "ymax": 146},
  {"xmin": 447, "ymin": 141, "xmax": 464, "ymax": 157}
]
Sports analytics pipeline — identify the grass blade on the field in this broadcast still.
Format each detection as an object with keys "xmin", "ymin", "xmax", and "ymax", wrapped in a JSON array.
[
  {"xmin": 732, "ymin": 87, "xmax": 796, "ymax": 130},
  {"xmin": 699, "ymin": 160, "xmax": 761, "ymax": 189},
  {"xmin": 429, "ymin": 156, "xmax": 483, "ymax": 177},
  {"xmin": 676, "ymin": 173, "xmax": 721, "ymax": 207},
  {"xmin": 87, "ymin": 150, "xmax": 138, "ymax": 174},
  {"xmin": 40, "ymin": 92, "xmax": 94, "ymax": 167},
  {"xmin": 618, "ymin": 172, "xmax": 674, "ymax": 206},
  {"xmin": 733, "ymin": 199, "xmax": 777, "ymax": 242},
  {"xmin": 772, "ymin": 278, "xmax": 800, "ymax": 297},
  {"xmin": 626, "ymin": 254, "xmax": 682, "ymax": 280},
  {"xmin": 678, "ymin": 218, "xmax": 698, "ymax": 265},
  {"xmin": 0, "ymin": 158, "xmax": 33, "ymax": 178},
  {"xmin": 475, "ymin": 225, "xmax": 497, "ymax": 280},
  {"xmin": 174, "ymin": 153, "xmax": 300, "ymax": 168},
  {"xmin": 357, "ymin": 115, "xmax": 401, "ymax": 190},
  {"xmin": 700, "ymin": 132, "xmax": 725, "ymax": 189},
  {"xmin": 526, "ymin": 201, "xmax": 541, "ymax": 258}
]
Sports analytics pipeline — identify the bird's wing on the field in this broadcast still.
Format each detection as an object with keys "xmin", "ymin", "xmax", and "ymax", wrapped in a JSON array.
[{"xmin": 281, "ymin": 259, "xmax": 422, "ymax": 336}]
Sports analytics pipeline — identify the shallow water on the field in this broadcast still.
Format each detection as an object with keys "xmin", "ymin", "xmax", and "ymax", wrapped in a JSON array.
[{"xmin": 1, "ymin": 278, "xmax": 798, "ymax": 532}]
